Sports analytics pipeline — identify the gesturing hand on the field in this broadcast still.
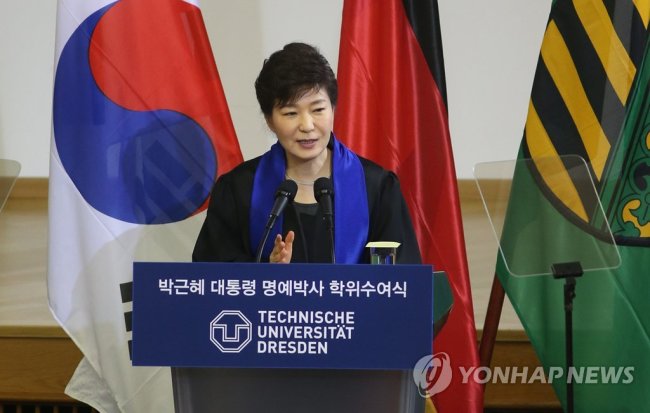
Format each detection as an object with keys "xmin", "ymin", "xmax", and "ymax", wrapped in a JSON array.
[{"xmin": 269, "ymin": 231, "xmax": 295, "ymax": 263}]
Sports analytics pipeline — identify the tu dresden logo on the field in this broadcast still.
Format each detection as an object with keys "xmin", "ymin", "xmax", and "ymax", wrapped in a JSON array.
[{"xmin": 210, "ymin": 310, "xmax": 252, "ymax": 353}]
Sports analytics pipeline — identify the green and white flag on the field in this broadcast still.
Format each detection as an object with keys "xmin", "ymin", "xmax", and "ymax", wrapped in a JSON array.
[{"xmin": 498, "ymin": 0, "xmax": 650, "ymax": 411}]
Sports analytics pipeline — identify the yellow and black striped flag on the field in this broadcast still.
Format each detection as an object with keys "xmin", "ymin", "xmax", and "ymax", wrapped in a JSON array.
[{"xmin": 500, "ymin": 0, "xmax": 650, "ymax": 411}]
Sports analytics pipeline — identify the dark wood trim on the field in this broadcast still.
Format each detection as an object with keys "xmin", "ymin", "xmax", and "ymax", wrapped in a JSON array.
[
  {"xmin": 10, "ymin": 178, "xmax": 48, "ymax": 199},
  {"xmin": 457, "ymin": 178, "xmax": 510, "ymax": 205},
  {"xmin": 7, "ymin": 178, "xmax": 504, "ymax": 203},
  {"xmin": 0, "ymin": 332, "xmax": 81, "ymax": 402},
  {"xmin": 0, "ymin": 325, "xmax": 560, "ymax": 408},
  {"xmin": 483, "ymin": 333, "xmax": 561, "ymax": 409}
]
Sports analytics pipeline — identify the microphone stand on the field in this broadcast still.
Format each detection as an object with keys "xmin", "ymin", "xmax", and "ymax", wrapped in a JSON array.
[{"xmin": 255, "ymin": 180, "xmax": 297, "ymax": 263}]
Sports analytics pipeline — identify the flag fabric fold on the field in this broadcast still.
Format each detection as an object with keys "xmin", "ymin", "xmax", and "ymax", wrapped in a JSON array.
[
  {"xmin": 499, "ymin": 0, "xmax": 650, "ymax": 411},
  {"xmin": 48, "ymin": 0, "xmax": 242, "ymax": 411},
  {"xmin": 335, "ymin": 1, "xmax": 482, "ymax": 411}
]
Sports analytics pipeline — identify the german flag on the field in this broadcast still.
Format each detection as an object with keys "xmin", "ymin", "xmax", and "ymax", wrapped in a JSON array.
[{"xmin": 335, "ymin": 1, "xmax": 482, "ymax": 412}]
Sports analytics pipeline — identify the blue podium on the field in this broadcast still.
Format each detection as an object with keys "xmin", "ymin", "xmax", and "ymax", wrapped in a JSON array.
[{"xmin": 133, "ymin": 262, "xmax": 441, "ymax": 413}]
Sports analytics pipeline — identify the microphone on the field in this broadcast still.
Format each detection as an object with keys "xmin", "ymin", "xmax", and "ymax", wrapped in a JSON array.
[
  {"xmin": 255, "ymin": 179, "xmax": 298, "ymax": 263},
  {"xmin": 314, "ymin": 177, "xmax": 335, "ymax": 263}
]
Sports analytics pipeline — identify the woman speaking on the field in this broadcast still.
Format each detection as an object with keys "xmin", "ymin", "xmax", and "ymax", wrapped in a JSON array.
[{"xmin": 193, "ymin": 42, "xmax": 420, "ymax": 265}]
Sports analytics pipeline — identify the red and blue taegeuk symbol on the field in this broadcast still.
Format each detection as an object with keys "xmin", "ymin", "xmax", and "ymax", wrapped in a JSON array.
[{"xmin": 53, "ymin": 1, "xmax": 221, "ymax": 224}]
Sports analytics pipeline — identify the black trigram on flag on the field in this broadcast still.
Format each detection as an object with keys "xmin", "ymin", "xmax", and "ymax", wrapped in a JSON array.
[{"xmin": 120, "ymin": 281, "xmax": 134, "ymax": 359}]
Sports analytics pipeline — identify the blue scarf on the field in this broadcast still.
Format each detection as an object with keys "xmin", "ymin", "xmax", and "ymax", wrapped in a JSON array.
[{"xmin": 249, "ymin": 135, "xmax": 369, "ymax": 263}]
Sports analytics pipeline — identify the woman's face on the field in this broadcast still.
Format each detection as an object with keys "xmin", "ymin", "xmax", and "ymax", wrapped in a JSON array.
[{"xmin": 266, "ymin": 88, "xmax": 334, "ymax": 167}]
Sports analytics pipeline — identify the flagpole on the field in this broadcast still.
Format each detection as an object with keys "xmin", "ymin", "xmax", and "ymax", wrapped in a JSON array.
[{"xmin": 478, "ymin": 273, "xmax": 505, "ymax": 371}]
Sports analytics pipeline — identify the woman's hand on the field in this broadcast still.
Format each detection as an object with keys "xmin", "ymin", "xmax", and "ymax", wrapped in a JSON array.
[{"xmin": 269, "ymin": 231, "xmax": 295, "ymax": 263}]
